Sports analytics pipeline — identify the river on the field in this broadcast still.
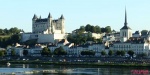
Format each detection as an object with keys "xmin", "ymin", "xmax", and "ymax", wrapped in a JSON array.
[{"xmin": 0, "ymin": 64, "xmax": 150, "ymax": 75}]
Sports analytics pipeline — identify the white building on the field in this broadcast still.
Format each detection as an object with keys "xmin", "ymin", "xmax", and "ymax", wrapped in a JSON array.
[
  {"xmin": 21, "ymin": 13, "xmax": 67, "ymax": 44},
  {"xmin": 7, "ymin": 46, "xmax": 24, "ymax": 56},
  {"xmin": 120, "ymin": 9, "xmax": 132, "ymax": 42},
  {"xmin": 109, "ymin": 9, "xmax": 150, "ymax": 56},
  {"xmin": 32, "ymin": 13, "xmax": 65, "ymax": 34}
]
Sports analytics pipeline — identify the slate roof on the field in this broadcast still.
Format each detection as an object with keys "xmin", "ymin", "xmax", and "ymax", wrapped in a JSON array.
[
  {"xmin": 121, "ymin": 25, "xmax": 131, "ymax": 30},
  {"xmin": 35, "ymin": 19, "xmax": 47, "ymax": 22}
]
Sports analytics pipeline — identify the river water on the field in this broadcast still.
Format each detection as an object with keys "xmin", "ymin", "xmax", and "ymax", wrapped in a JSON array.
[{"xmin": 0, "ymin": 64, "xmax": 150, "ymax": 75}]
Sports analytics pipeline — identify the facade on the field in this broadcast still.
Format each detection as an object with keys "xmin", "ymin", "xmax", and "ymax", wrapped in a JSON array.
[
  {"xmin": 21, "ymin": 13, "xmax": 67, "ymax": 44},
  {"xmin": 109, "ymin": 9, "xmax": 150, "ymax": 56},
  {"xmin": 120, "ymin": 9, "xmax": 132, "ymax": 42},
  {"xmin": 32, "ymin": 13, "xmax": 65, "ymax": 34}
]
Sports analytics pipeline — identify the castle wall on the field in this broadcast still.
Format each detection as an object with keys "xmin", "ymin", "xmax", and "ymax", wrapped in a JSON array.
[{"xmin": 32, "ymin": 14, "xmax": 65, "ymax": 34}]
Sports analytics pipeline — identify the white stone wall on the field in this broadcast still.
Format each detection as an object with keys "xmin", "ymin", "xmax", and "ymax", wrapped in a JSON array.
[
  {"xmin": 32, "ymin": 15, "xmax": 65, "ymax": 34},
  {"xmin": 21, "ymin": 33, "xmax": 32, "ymax": 42},
  {"xmin": 37, "ymin": 34, "xmax": 54, "ymax": 43},
  {"xmin": 120, "ymin": 29, "xmax": 132, "ymax": 40}
]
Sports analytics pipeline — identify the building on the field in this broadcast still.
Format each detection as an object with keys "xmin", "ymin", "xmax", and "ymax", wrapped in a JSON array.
[
  {"xmin": 32, "ymin": 13, "xmax": 65, "ymax": 34},
  {"xmin": 120, "ymin": 9, "xmax": 132, "ymax": 42},
  {"xmin": 110, "ymin": 9, "xmax": 150, "ymax": 56},
  {"xmin": 21, "ymin": 13, "xmax": 67, "ymax": 44}
]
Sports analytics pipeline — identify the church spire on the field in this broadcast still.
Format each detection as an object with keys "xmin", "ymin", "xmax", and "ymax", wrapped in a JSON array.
[
  {"xmin": 121, "ymin": 8, "xmax": 131, "ymax": 30},
  {"xmin": 124, "ymin": 8, "xmax": 127, "ymax": 26}
]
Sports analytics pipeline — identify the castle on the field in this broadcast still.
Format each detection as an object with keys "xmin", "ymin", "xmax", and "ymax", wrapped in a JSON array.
[
  {"xmin": 21, "ymin": 13, "xmax": 67, "ymax": 44},
  {"xmin": 32, "ymin": 13, "xmax": 65, "ymax": 34}
]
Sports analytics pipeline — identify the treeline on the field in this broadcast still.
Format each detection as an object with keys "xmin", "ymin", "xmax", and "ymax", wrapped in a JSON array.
[
  {"xmin": 0, "ymin": 27, "xmax": 22, "ymax": 48},
  {"xmin": 77, "ymin": 24, "xmax": 111, "ymax": 34},
  {"xmin": 0, "ymin": 27, "xmax": 23, "ymax": 35}
]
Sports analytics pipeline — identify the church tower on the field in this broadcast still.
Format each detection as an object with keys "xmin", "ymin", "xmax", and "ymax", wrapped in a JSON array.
[{"xmin": 120, "ymin": 8, "xmax": 132, "ymax": 42}]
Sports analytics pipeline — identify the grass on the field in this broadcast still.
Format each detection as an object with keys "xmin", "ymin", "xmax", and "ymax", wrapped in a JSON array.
[
  {"xmin": 1, "ymin": 60, "xmax": 150, "ymax": 67},
  {"xmin": 0, "ymin": 35, "xmax": 11, "ymax": 38}
]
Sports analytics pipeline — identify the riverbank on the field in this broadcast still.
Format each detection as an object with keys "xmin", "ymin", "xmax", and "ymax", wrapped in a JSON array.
[{"xmin": 1, "ymin": 60, "xmax": 150, "ymax": 67}]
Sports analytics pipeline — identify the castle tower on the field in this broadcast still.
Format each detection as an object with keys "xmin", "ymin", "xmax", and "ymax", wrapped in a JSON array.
[
  {"xmin": 32, "ymin": 14, "xmax": 38, "ymax": 33},
  {"xmin": 120, "ymin": 8, "xmax": 132, "ymax": 42},
  {"xmin": 59, "ymin": 14, "xmax": 65, "ymax": 34},
  {"xmin": 47, "ymin": 13, "xmax": 52, "ymax": 34}
]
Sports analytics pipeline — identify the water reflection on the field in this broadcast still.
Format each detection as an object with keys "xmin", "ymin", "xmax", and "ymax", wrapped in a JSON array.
[{"xmin": 0, "ymin": 64, "xmax": 149, "ymax": 75}]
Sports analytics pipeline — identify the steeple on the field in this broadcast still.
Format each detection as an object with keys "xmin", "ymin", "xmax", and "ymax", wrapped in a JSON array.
[
  {"xmin": 60, "ymin": 14, "xmax": 64, "ymax": 19},
  {"xmin": 48, "ymin": 12, "xmax": 52, "ymax": 18},
  {"xmin": 32, "ymin": 14, "xmax": 38, "ymax": 20},
  {"xmin": 121, "ymin": 8, "xmax": 131, "ymax": 30},
  {"xmin": 124, "ymin": 8, "xmax": 127, "ymax": 26}
]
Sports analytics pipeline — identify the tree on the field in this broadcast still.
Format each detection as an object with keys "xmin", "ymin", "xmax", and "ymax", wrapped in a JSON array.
[
  {"xmin": 11, "ymin": 34, "xmax": 21, "ymax": 44},
  {"xmin": 105, "ymin": 26, "xmax": 111, "ymax": 33},
  {"xmin": 24, "ymin": 39, "xmax": 37, "ymax": 47},
  {"xmin": 120, "ymin": 50, "xmax": 125, "ymax": 56},
  {"xmin": 0, "ymin": 51, "xmax": 4, "ymax": 57},
  {"xmin": 81, "ymin": 50, "xmax": 95, "ymax": 56},
  {"xmin": 91, "ymin": 26, "xmax": 96, "ymax": 33},
  {"xmin": 101, "ymin": 50, "xmax": 106, "ymax": 56},
  {"xmin": 116, "ymin": 50, "xmax": 121, "ymax": 56},
  {"xmin": 54, "ymin": 46, "xmax": 67, "ymax": 56},
  {"xmin": 141, "ymin": 30, "xmax": 148, "ymax": 36},
  {"xmin": 23, "ymin": 50, "xmax": 28, "ymax": 56},
  {"xmin": 79, "ymin": 26, "xmax": 85, "ymax": 33},
  {"xmin": 11, "ymin": 49, "xmax": 16, "ymax": 56},
  {"xmin": 101, "ymin": 27, "xmax": 106, "ymax": 33},
  {"xmin": 138, "ymin": 53, "xmax": 147, "ymax": 57},
  {"xmin": 127, "ymin": 50, "xmax": 134, "ymax": 57},
  {"xmin": 95, "ymin": 25, "xmax": 101, "ymax": 33},
  {"xmin": 9, "ymin": 27, "xmax": 21, "ymax": 34},
  {"xmin": 108, "ymin": 50, "xmax": 113, "ymax": 56},
  {"xmin": 85, "ymin": 24, "xmax": 92, "ymax": 32},
  {"xmin": 41, "ymin": 47, "xmax": 51, "ymax": 56}
]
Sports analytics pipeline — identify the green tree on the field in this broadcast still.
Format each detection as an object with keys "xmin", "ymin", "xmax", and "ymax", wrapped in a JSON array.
[
  {"xmin": 79, "ymin": 26, "xmax": 85, "ymax": 33},
  {"xmin": 54, "ymin": 46, "xmax": 67, "ymax": 56},
  {"xmin": 85, "ymin": 24, "xmax": 92, "ymax": 32},
  {"xmin": 127, "ymin": 50, "xmax": 134, "ymax": 57},
  {"xmin": 108, "ymin": 50, "xmax": 113, "ymax": 56},
  {"xmin": 23, "ymin": 50, "xmax": 28, "ymax": 56},
  {"xmin": 41, "ymin": 47, "xmax": 51, "ymax": 56},
  {"xmin": 105, "ymin": 26, "xmax": 111, "ymax": 33},
  {"xmin": 9, "ymin": 27, "xmax": 21, "ymax": 34},
  {"xmin": 11, "ymin": 34, "xmax": 21, "ymax": 44},
  {"xmin": 138, "ymin": 53, "xmax": 147, "ymax": 57},
  {"xmin": 91, "ymin": 26, "xmax": 96, "ymax": 33},
  {"xmin": 141, "ymin": 30, "xmax": 148, "ymax": 36},
  {"xmin": 120, "ymin": 50, "xmax": 125, "ymax": 56},
  {"xmin": 101, "ymin": 50, "xmax": 106, "ymax": 56},
  {"xmin": 81, "ymin": 50, "xmax": 95, "ymax": 56},
  {"xmin": 95, "ymin": 25, "xmax": 101, "ymax": 33},
  {"xmin": 24, "ymin": 39, "xmax": 37, "ymax": 47},
  {"xmin": 116, "ymin": 50, "xmax": 121, "ymax": 56},
  {"xmin": 0, "ymin": 51, "xmax": 4, "ymax": 57},
  {"xmin": 101, "ymin": 27, "xmax": 106, "ymax": 33},
  {"xmin": 11, "ymin": 49, "xmax": 16, "ymax": 56}
]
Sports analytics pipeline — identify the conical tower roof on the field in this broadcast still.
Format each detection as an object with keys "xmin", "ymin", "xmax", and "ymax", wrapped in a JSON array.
[
  {"xmin": 48, "ymin": 13, "xmax": 52, "ymax": 18},
  {"xmin": 32, "ymin": 14, "xmax": 38, "ymax": 20},
  {"xmin": 121, "ymin": 8, "xmax": 131, "ymax": 30},
  {"xmin": 60, "ymin": 14, "xmax": 64, "ymax": 19}
]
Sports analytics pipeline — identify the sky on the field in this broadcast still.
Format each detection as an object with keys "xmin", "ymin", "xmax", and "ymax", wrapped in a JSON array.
[{"xmin": 0, "ymin": 0, "xmax": 150, "ymax": 33}]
